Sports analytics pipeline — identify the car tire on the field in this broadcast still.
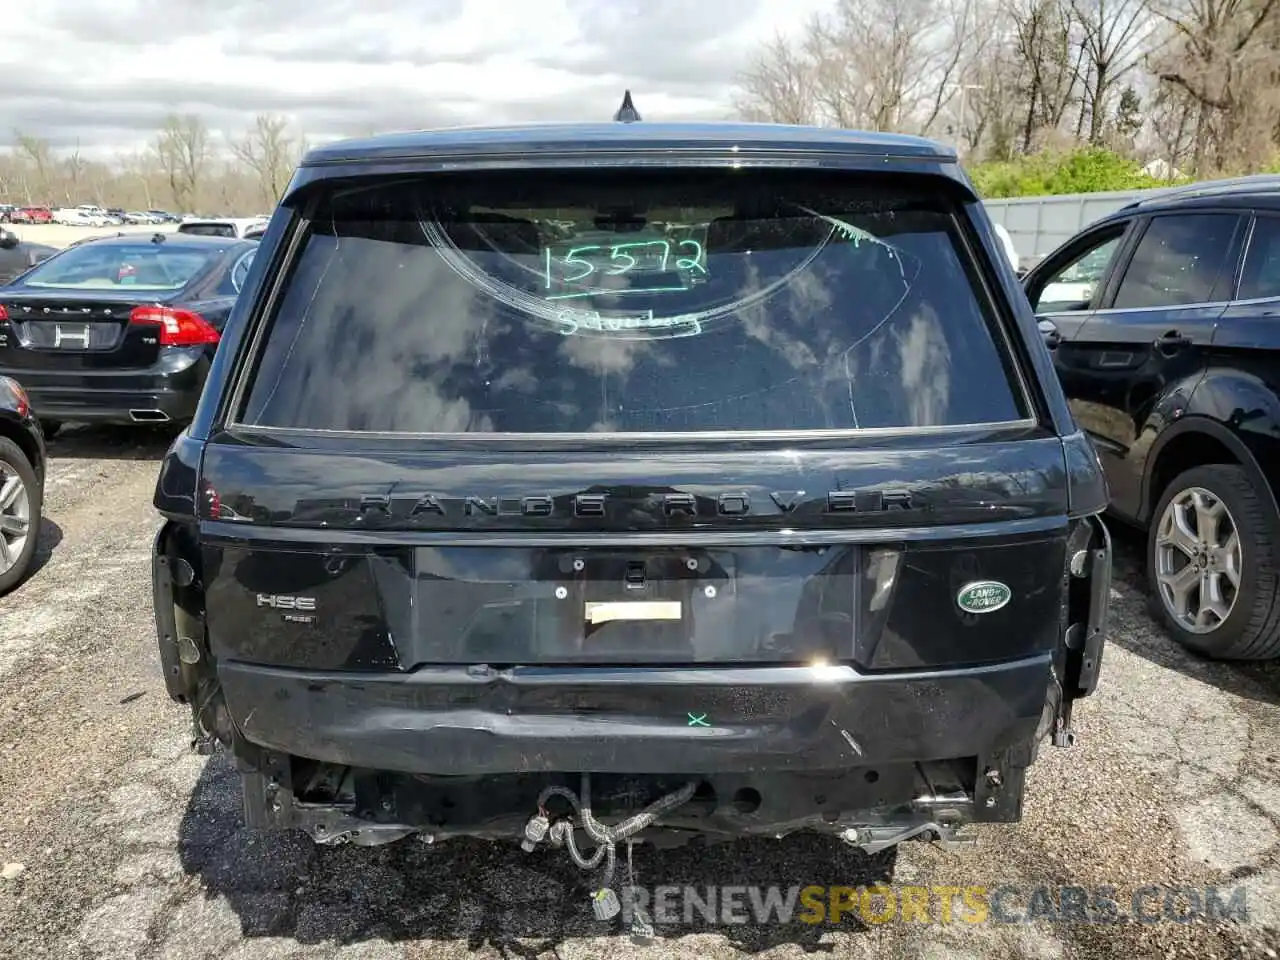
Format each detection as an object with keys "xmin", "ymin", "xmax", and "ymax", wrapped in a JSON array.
[
  {"xmin": 0, "ymin": 436, "xmax": 42, "ymax": 596},
  {"xmin": 1147, "ymin": 464, "xmax": 1280, "ymax": 660}
]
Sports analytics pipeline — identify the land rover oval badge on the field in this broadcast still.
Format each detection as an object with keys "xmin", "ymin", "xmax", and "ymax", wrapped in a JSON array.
[{"xmin": 956, "ymin": 580, "xmax": 1012, "ymax": 614}]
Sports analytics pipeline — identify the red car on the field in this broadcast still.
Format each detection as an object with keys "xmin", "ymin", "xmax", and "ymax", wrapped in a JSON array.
[{"xmin": 11, "ymin": 207, "xmax": 52, "ymax": 224}]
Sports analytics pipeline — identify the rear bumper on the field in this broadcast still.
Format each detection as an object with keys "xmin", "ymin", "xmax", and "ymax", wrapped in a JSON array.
[
  {"xmin": 3, "ymin": 349, "xmax": 208, "ymax": 424},
  {"xmin": 218, "ymin": 656, "xmax": 1052, "ymax": 776}
]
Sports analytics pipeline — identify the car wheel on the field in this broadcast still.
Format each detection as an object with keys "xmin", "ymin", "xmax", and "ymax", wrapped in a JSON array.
[
  {"xmin": 39, "ymin": 420, "xmax": 61, "ymax": 439},
  {"xmin": 0, "ymin": 436, "xmax": 42, "ymax": 596},
  {"xmin": 1147, "ymin": 464, "xmax": 1280, "ymax": 660}
]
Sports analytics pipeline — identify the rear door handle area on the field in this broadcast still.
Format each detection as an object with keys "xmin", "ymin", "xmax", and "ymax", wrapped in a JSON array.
[
  {"xmin": 1154, "ymin": 330, "xmax": 1191, "ymax": 352},
  {"xmin": 1037, "ymin": 318, "xmax": 1061, "ymax": 349}
]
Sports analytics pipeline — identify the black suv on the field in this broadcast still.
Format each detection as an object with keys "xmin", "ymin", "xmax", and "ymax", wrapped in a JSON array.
[
  {"xmin": 1025, "ymin": 175, "xmax": 1280, "ymax": 661},
  {"xmin": 151, "ymin": 114, "xmax": 1110, "ymax": 884}
]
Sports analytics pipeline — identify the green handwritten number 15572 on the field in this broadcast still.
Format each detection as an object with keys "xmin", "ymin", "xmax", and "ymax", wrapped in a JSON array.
[{"xmin": 545, "ymin": 239, "xmax": 705, "ymax": 288}]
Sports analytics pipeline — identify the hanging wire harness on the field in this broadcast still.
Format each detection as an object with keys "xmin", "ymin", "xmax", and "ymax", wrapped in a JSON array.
[{"xmin": 521, "ymin": 774, "xmax": 698, "ymax": 937}]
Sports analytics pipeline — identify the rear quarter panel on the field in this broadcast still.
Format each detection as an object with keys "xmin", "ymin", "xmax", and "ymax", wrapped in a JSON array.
[{"xmin": 1150, "ymin": 362, "xmax": 1280, "ymax": 526}]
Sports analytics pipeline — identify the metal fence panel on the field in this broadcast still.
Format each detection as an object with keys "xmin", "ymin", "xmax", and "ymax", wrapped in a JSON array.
[{"xmin": 983, "ymin": 187, "xmax": 1171, "ymax": 265}]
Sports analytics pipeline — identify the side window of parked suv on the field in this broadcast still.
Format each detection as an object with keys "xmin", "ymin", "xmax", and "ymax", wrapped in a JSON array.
[
  {"xmin": 1112, "ymin": 213, "xmax": 1239, "ymax": 309},
  {"xmin": 1034, "ymin": 233, "xmax": 1123, "ymax": 313},
  {"xmin": 1240, "ymin": 215, "xmax": 1280, "ymax": 301}
]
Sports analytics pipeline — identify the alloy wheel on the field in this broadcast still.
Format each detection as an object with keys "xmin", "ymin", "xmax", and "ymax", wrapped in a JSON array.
[
  {"xmin": 1154, "ymin": 485, "xmax": 1241, "ymax": 634},
  {"xmin": 0, "ymin": 462, "xmax": 31, "ymax": 575}
]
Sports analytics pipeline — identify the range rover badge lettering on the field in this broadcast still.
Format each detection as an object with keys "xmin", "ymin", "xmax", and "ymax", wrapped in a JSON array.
[
  {"xmin": 409, "ymin": 494, "xmax": 445, "ymax": 516},
  {"xmin": 376, "ymin": 486, "xmax": 923, "ymax": 520},
  {"xmin": 769, "ymin": 491, "xmax": 806, "ymax": 512},
  {"xmin": 256, "ymin": 593, "xmax": 317, "ymax": 611}
]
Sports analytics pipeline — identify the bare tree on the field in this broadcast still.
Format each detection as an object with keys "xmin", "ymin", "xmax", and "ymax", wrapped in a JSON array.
[
  {"xmin": 8, "ymin": 19, "xmax": 1280, "ymax": 217},
  {"xmin": 966, "ymin": 20, "xmax": 1031, "ymax": 158},
  {"xmin": 63, "ymin": 141, "xmax": 88, "ymax": 204},
  {"xmin": 1149, "ymin": 0, "xmax": 1280, "ymax": 172},
  {"xmin": 735, "ymin": 0, "xmax": 988, "ymax": 135},
  {"xmin": 232, "ymin": 113, "xmax": 297, "ymax": 208},
  {"xmin": 813, "ymin": 0, "xmax": 923, "ymax": 129},
  {"xmin": 1148, "ymin": 83, "xmax": 1198, "ymax": 171},
  {"xmin": 0, "ymin": 155, "xmax": 16, "ymax": 202},
  {"xmin": 294, "ymin": 128, "xmax": 312, "ymax": 166},
  {"xmin": 1073, "ymin": 0, "xmax": 1156, "ymax": 142},
  {"xmin": 154, "ymin": 114, "xmax": 211, "ymax": 212},
  {"xmin": 13, "ymin": 132, "xmax": 53, "ymax": 203},
  {"xmin": 119, "ymin": 150, "xmax": 160, "ymax": 210},
  {"xmin": 734, "ymin": 32, "xmax": 820, "ymax": 124},
  {"xmin": 920, "ymin": 0, "xmax": 991, "ymax": 136},
  {"xmin": 1, "ymin": 115, "xmax": 314, "ymax": 213},
  {"xmin": 1009, "ymin": 0, "xmax": 1087, "ymax": 151},
  {"xmin": 213, "ymin": 158, "xmax": 243, "ymax": 214}
]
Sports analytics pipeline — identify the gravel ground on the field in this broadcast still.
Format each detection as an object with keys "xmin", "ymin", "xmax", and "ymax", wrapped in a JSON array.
[{"xmin": 2, "ymin": 426, "xmax": 1280, "ymax": 959}]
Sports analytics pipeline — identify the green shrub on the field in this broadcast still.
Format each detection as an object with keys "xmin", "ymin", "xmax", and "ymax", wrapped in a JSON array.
[{"xmin": 968, "ymin": 148, "xmax": 1179, "ymax": 198}]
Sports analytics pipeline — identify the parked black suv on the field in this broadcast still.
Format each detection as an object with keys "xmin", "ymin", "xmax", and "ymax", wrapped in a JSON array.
[
  {"xmin": 151, "ymin": 115, "xmax": 1110, "ymax": 885},
  {"xmin": 1025, "ymin": 175, "xmax": 1280, "ymax": 660}
]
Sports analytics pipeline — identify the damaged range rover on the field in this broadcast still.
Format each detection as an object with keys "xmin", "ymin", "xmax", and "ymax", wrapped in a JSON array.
[{"xmin": 152, "ymin": 105, "xmax": 1112, "ymax": 919}]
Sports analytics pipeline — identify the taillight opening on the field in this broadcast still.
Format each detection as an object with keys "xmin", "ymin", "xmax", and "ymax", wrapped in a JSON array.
[
  {"xmin": 129, "ymin": 306, "xmax": 219, "ymax": 347},
  {"xmin": 0, "ymin": 377, "xmax": 28, "ymax": 418},
  {"xmin": 200, "ymin": 479, "xmax": 223, "ymax": 520}
]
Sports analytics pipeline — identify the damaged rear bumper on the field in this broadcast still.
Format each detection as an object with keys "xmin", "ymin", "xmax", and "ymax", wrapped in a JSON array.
[
  {"xmin": 220, "ymin": 656, "xmax": 1051, "ymax": 776},
  {"xmin": 153, "ymin": 515, "xmax": 1113, "ymax": 846},
  {"xmin": 221, "ymin": 656, "xmax": 1052, "ymax": 844}
]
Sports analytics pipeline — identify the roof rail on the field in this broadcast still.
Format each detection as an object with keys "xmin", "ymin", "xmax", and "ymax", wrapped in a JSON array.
[
  {"xmin": 613, "ymin": 90, "xmax": 641, "ymax": 123},
  {"xmin": 1125, "ymin": 173, "xmax": 1280, "ymax": 211}
]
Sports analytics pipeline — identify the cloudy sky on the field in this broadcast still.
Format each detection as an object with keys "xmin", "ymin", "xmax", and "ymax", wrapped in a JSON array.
[{"xmin": 3, "ymin": 0, "xmax": 831, "ymax": 157}]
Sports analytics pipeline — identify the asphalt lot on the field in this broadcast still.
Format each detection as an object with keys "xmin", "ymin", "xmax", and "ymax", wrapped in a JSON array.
[{"xmin": 3, "ymin": 428, "xmax": 1280, "ymax": 959}]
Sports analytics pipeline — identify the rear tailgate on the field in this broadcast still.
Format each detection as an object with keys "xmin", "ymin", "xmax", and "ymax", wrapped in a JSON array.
[{"xmin": 200, "ymin": 437, "xmax": 1070, "ymax": 672}]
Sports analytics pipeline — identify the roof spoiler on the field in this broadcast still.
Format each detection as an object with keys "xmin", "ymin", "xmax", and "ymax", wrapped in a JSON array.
[{"xmin": 613, "ymin": 90, "xmax": 641, "ymax": 123}]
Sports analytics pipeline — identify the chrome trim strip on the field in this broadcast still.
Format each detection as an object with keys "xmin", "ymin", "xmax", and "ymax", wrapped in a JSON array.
[
  {"xmin": 1089, "ymin": 300, "xmax": 1233, "ymax": 315},
  {"xmin": 1223, "ymin": 294, "xmax": 1280, "ymax": 308},
  {"xmin": 220, "ymin": 417, "xmax": 1040, "ymax": 444},
  {"xmin": 199, "ymin": 514, "xmax": 1067, "ymax": 548}
]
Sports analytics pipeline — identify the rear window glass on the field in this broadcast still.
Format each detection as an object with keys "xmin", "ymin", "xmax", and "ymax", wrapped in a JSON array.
[
  {"xmin": 1240, "ymin": 215, "xmax": 1280, "ymax": 301},
  {"xmin": 178, "ymin": 223, "xmax": 237, "ymax": 238},
  {"xmin": 18, "ymin": 243, "xmax": 220, "ymax": 291},
  {"xmin": 240, "ymin": 172, "xmax": 1026, "ymax": 434}
]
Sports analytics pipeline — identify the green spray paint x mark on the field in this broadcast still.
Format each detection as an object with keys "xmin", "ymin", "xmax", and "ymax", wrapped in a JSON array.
[{"xmin": 687, "ymin": 713, "xmax": 710, "ymax": 727}]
